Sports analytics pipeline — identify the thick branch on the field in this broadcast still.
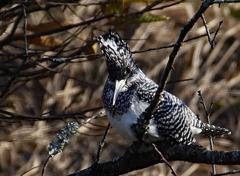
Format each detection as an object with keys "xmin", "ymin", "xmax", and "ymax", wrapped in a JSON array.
[{"xmin": 68, "ymin": 142, "xmax": 240, "ymax": 176}]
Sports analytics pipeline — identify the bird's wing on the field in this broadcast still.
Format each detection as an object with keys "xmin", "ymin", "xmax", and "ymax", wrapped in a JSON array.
[{"xmin": 135, "ymin": 76, "xmax": 196, "ymax": 144}]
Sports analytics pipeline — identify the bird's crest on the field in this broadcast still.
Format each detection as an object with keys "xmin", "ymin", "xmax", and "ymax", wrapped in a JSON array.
[{"xmin": 97, "ymin": 30, "xmax": 138, "ymax": 81}]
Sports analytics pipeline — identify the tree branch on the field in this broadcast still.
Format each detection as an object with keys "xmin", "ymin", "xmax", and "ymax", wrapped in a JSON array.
[
  {"xmin": 133, "ymin": 0, "xmax": 215, "ymax": 139},
  {"xmin": 68, "ymin": 142, "xmax": 240, "ymax": 176}
]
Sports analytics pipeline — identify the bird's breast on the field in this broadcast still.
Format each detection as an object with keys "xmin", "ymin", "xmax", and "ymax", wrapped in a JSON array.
[
  {"xmin": 102, "ymin": 80, "xmax": 134, "ymax": 116},
  {"xmin": 105, "ymin": 96, "xmax": 149, "ymax": 142}
]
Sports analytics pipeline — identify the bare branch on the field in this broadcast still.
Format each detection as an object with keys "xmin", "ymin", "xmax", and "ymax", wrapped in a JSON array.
[
  {"xmin": 41, "ymin": 156, "xmax": 51, "ymax": 176},
  {"xmin": 213, "ymin": 170, "xmax": 240, "ymax": 176},
  {"xmin": 198, "ymin": 90, "xmax": 216, "ymax": 174},
  {"xmin": 0, "ymin": 107, "xmax": 103, "ymax": 122},
  {"xmin": 68, "ymin": 142, "xmax": 240, "ymax": 176},
  {"xmin": 200, "ymin": 14, "xmax": 223, "ymax": 49},
  {"xmin": 23, "ymin": 5, "xmax": 28, "ymax": 57},
  {"xmin": 152, "ymin": 143, "xmax": 177, "ymax": 176},
  {"xmin": 212, "ymin": 20, "xmax": 223, "ymax": 45},
  {"xmin": 214, "ymin": 0, "xmax": 240, "ymax": 3},
  {"xmin": 95, "ymin": 123, "xmax": 111, "ymax": 164},
  {"xmin": 133, "ymin": 0, "xmax": 215, "ymax": 140},
  {"xmin": 0, "ymin": 5, "xmax": 29, "ymax": 103},
  {"xmin": 200, "ymin": 14, "xmax": 214, "ymax": 48}
]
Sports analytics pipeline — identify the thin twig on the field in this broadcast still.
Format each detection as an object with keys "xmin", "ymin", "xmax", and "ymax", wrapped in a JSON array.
[
  {"xmin": 9, "ymin": 13, "xmax": 22, "ymax": 36},
  {"xmin": 23, "ymin": 5, "xmax": 28, "ymax": 57},
  {"xmin": 167, "ymin": 78, "xmax": 193, "ymax": 84},
  {"xmin": 0, "ymin": 107, "xmax": 103, "ymax": 122},
  {"xmin": 133, "ymin": 0, "xmax": 215, "ymax": 140},
  {"xmin": 41, "ymin": 155, "xmax": 52, "ymax": 176},
  {"xmin": 0, "ymin": 13, "xmax": 115, "ymax": 48},
  {"xmin": 214, "ymin": 0, "xmax": 240, "ymax": 3},
  {"xmin": 132, "ymin": 32, "xmax": 214, "ymax": 54},
  {"xmin": 0, "ymin": 0, "xmax": 170, "ymax": 48},
  {"xmin": 0, "ymin": 32, "xmax": 213, "ymax": 85},
  {"xmin": 197, "ymin": 90, "xmax": 216, "ymax": 175},
  {"xmin": 152, "ymin": 143, "xmax": 177, "ymax": 176},
  {"xmin": 213, "ymin": 170, "xmax": 240, "ymax": 176},
  {"xmin": 200, "ymin": 14, "xmax": 214, "ymax": 48},
  {"xmin": 95, "ymin": 123, "xmax": 111, "ymax": 163},
  {"xmin": 151, "ymin": 0, "xmax": 183, "ymax": 11},
  {"xmin": 0, "ymin": 32, "xmax": 213, "ymax": 81},
  {"xmin": 200, "ymin": 14, "xmax": 223, "ymax": 49},
  {"xmin": 18, "ymin": 32, "xmax": 213, "ymax": 73},
  {"xmin": 0, "ymin": 6, "xmax": 29, "ymax": 103},
  {"xmin": 211, "ymin": 20, "xmax": 223, "ymax": 46},
  {"xmin": 78, "ymin": 110, "xmax": 105, "ymax": 127}
]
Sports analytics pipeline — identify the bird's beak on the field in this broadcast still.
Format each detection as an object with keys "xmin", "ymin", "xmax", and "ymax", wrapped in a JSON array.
[{"xmin": 113, "ymin": 79, "xmax": 126, "ymax": 106}]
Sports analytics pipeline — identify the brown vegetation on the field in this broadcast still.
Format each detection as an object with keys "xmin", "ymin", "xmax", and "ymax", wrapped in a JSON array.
[{"xmin": 0, "ymin": 1, "xmax": 240, "ymax": 176}]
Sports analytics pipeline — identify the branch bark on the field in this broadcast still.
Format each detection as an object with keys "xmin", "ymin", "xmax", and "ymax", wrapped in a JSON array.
[
  {"xmin": 133, "ymin": 0, "xmax": 216, "ymax": 140},
  {"xmin": 68, "ymin": 142, "xmax": 240, "ymax": 176}
]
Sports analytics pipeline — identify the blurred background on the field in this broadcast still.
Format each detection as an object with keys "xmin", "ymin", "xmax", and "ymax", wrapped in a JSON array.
[{"xmin": 0, "ymin": 0, "xmax": 240, "ymax": 175}]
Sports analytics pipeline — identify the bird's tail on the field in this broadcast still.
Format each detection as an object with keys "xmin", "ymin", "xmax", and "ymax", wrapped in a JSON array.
[{"xmin": 194, "ymin": 119, "xmax": 231, "ymax": 136}]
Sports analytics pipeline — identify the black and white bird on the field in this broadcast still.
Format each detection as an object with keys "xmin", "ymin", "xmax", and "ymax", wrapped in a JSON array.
[{"xmin": 97, "ymin": 30, "xmax": 230, "ymax": 145}]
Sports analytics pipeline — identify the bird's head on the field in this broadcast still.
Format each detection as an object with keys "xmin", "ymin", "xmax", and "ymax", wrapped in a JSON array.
[
  {"xmin": 97, "ymin": 30, "xmax": 138, "ymax": 81},
  {"xmin": 97, "ymin": 30, "xmax": 139, "ymax": 105}
]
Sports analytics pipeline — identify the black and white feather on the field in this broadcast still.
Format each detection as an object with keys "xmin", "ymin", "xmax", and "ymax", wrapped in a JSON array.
[{"xmin": 97, "ymin": 30, "xmax": 230, "ymax": 145}]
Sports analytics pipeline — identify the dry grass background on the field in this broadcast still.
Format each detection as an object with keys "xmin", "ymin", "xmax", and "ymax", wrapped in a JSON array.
[{"xmin": 0, "ymin": 1, "xmax": 240, "ymax": 176}]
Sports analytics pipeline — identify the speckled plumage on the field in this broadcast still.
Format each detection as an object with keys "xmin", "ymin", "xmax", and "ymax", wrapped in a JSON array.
[{"xmin": 97, "ymin": 30, "xmax": 230, "ymax": 145}]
